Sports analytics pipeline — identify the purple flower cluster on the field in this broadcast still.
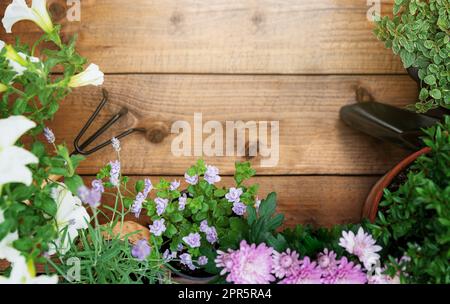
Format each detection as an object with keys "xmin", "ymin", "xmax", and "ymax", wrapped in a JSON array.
[
  {"xmin": 198, "ymin": 256, "xmax": 208, "ymax": 266},
  {"xmin": 109, "ymin": 160, "xmax": 121, "ymax": 186},
  {"xmin": 155, "ymin": 197, "xmax": 169, "ymax": 216},
  {"xmin": 149, "ymin": 218, "xmax": 166, "ymax": 236},
  {"xmin": 178, "ymin": 193, "xmax": 187, "ymax": 211},
  {"xmin": 204, "ymin": 165, "xmax": 221, "ymax": 185},
  {"xmin": 215, "ymin": 242, "xmax": 371, "ymax": 284},
  {"xmin": 163, "ymin": 249, "xmax": 177, "ymax": 262},
  {"xmin": 184, "ymin": 173, "xmax": 198, "ymax": 185},
  {"xmin": 199, "ymin": 220, "xmax": 218, "ymax": 244},
  {"xmin": 143, "ymin": 179, "xmax": 153, "ymax": 197},
  {"xmin": 182, "ymin": 232, "xmax": 201, "ymax": 248},
  {"xmin": 131, "ymin": 239, "xmax": 151, "ymax": 261},
  {"xmin": 77, "ymin": 183, "xmax": 102, "ymax": 208},
  {"xmin": 91, "ymin": 179, "xmax": 104, "ymax": 193},
  {"xmin": 43, "ymin": 127, "xmax": 55, "ymax": 144}
]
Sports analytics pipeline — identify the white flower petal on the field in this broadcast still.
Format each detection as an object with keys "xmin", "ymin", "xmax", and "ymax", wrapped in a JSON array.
[
  {"xmin": 2, "ymin": 0, "xmax": 37, "ymax": 33},
  {"xmin": 69, "ymin": 63, "xmax": 104, "ymax": 87},
  {"xmin": 1, "ymin": 256, "xmax": 58, "ymax": 284},
  {"xmin": 0, "ymin": 115, "xmax": 36, "ymax": 148},
  {"xmin": 0, "ymin": 229, "xmax": 22, "ymax": 263},
  {"xmin": 2, "ymin": 0, "xmax": 54, "ymax": 34},
  {"xmin": 0, "ymin": 146, "xmax": 38, "ymax": 186}
]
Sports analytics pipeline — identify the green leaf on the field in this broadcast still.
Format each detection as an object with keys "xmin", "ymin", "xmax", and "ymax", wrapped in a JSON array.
[
  {"xmin": 424, "ymin": 75, "xmax": 436, "ymax": 85},
  {"xmin": 430, "ymin": 89, "xmax": 442, "ymax": 99},
  {"xmin": 64, "ymin": 175, "xmax": 84, "ymax": 196}
]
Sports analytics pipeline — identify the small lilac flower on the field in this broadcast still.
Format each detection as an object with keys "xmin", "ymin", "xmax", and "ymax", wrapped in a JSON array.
[
  {"xmin": 149, "ymin": 219, "xmax": 166, "ymax": 236},
  {"xmin": 131, "ymin": 239, "xmax": 151, "ymax": 261},
  {"xmin": 204, "ymin": 165, "xmax": 221, "ymax": 185},
  {"xmin": 170, "ymin": 180, "xmax": 180, "ymax": 191},
  {"xmin": 143, "ymin": 179, "xmax": 153, "ymax": 197},
  {"xmin": 199, "ymin": 220, "xmax": 209, "ymax": 233},
  {"xmin": 163, "ymin": 249, "xmax": 177, "ymax": 262},
  {"xmin": 182, "ymin": 232, "xmax": 201, "ymax": 248},
  {"xmin": 91, "ymin": 179, "xmax": 104, "ymax": 193},
  {"xmin": 205, "ymin": 226, "xmax": 218, "ymax": 244},
  {"xmin": 177, "ymin": 243, "xmax": 184, "ymax": 252},
  {"xmin": 232, "ymin": 202, "xmax": 247, "ymax": 216},
  {"xmin": 77, "ymin": 186, "xmax": 102, "ymax": 208},
  {"xmin": 109, "ymin": 160, "xmax": 121, "ymax": 186},
  {"xmin": 184, "ymin": 173, "xmax": 198, "ymax": 185},
  {"xmin": 180, "ymin": 253, "xmax": 196, "ymax": 271},
  {"xmin": 178, "ymin": 193, "xmax": 187, "ymax": 211},
  {"xmin": 111, "ymin": 137, "xmax": 121, "ymax": 152},
  {"xmin": 43, "ymin": 127, "xmax": 55, "ymax": 144},
  {"xmin": 225, "ymin": 187, "xmax": 243, "ymax": 203},
  {"xmin": 131, "ymin": 192, "xmax": 145, "ymax": 218},
  {"xmin": 155, "ymin": 197, "xmax": 169, "ymax": 216},
  {"xmin": 198, "ymin": 256, "xmax": 208, "ymax": 266}
]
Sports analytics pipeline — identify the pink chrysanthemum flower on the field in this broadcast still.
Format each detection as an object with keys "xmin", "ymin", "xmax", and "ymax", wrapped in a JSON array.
[
  {"xmin": 272, "ymin": 249, "xmax": 301, "ymax": 279},
  {"xmin": 215, "ymin": 248, "xmax": 236, "ymax": 276},
  {"xmin": 338, "ymin": 227, "xmax": 382, "ymax": 270},
  {"xmin": 317, "ymin": 248, "xmax": 338, "ymax": 279},
  {"xmin": 324, "ymin": 257, "xmax": 367, "ymax": 284},
  {"xmin": 225, "ymin": 241, "xmax": 275, "ymax": 284},
  {"xmin": 279, "ymin": 257, "xmax": 322, "ymax": 284}
]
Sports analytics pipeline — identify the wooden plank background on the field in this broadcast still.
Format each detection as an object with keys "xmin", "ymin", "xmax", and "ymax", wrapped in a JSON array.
[{"xmin": 0, "ymin": 0, "xmax": 416, "ymax": 227}]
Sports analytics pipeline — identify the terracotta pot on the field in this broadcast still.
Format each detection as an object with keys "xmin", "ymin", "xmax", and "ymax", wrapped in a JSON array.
[{"xmin": 362, "ymin": 147, "xmax": 431, "ymax": 223}]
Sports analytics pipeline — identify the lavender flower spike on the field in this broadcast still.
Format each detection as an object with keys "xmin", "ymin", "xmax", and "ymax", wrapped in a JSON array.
[
  {"xmin": 43, "ymin": 127, "xmax": 55, "ymax": 144},
  {"xmin": 111, "ymin": 137, "xmax": 121, "ymax": 152},
  {"xmin": 109, "ymin": 160, "xmax": 121, "ymax": 186},
  {"xmin": 143, "ymin": 179, "xmax": 153, "ymax": 197}
]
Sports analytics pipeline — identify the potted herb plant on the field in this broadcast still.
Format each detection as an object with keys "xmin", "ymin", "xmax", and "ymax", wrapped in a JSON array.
[
  {"xmin": 363, "ymin": 117, "xmax": 449, "ymax": 283},
  {"xmin": 126, "ymin": 160, "xmax": 261, "ymax": 282},
  {"xmin": 374, "ymin": 0, "xmax": 449, "ymax": 113}
]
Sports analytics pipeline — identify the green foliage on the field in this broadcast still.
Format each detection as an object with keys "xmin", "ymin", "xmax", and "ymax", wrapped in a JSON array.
[
  {"xmin": 365, "ymin": 116, "xmax": 450, "ymax": 283},
  {"xmin": 48, "ymin": 212, "xmax": 171, "ymax": 284},
  {"xmin": 374, "ymin": 0, "xmax": 450, "ymax": 112}
]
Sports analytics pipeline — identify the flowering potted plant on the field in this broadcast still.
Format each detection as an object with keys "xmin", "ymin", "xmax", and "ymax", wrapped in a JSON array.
[{"xmin": 374, "ymin": 0, "xmax": 449, "ymax": 113}]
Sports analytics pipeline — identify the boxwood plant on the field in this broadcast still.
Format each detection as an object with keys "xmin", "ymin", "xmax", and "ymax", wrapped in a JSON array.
[
  {"xmin": 374, "ymin": 0, "xmax": 449, "ymax": 112},
  {"xmin": 365, "ymin": 116, "xmax": 450, "ymax": 283}
]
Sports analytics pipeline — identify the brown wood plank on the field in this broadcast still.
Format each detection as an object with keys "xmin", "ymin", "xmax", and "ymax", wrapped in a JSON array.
[
  {"xmin": 0, "ymin": 0, "xmax": 403, "ymax": 74},
  {"xmin": 47, "ymin": 74, "xmax": 416, "ymax": 175}
]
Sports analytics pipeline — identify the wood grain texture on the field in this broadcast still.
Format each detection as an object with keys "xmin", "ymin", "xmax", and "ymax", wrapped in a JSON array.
[
  {"xmin": 47, "ymin": 74, "xmax": 416, "ymax": 175},
  {"xmin": 85, "ymin": 175, "xmax": 378, "ymax": 228},
  {"xmin": 0, "ymin": 0, "xmax": 403, "ymax": 74}
]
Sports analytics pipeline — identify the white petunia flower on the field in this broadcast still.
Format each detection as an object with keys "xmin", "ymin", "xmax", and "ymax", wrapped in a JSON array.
[
  {"xmin": 0, "ymin": 256, "xmax": 58, "ymax": 284},
  {"xmin": 68, "ymin": 63, "xmax": 104, "ymax": 87},
  {"xmin": 0, "ymin": 116, "xmax": 38, "ymax": 187},
  {"xmin": 0, "ymin": 208, "xmax": 22, "ymax": 263},
  {"xmin": 47, "ymin": 184, "xmax": 90, "ymax": 255},
  {"xmin": 2, "ymin": 0, "xmax": 54, "ymax": 34},
  {"xmin": 0, "ymin": 40, "xmax": 40, "ymax": 76}
]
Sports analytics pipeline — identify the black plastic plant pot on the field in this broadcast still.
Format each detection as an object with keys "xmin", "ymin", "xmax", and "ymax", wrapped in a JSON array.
[{"xmin": 169, "ymin": 264, "xmax": 218, "ymax": 284}]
